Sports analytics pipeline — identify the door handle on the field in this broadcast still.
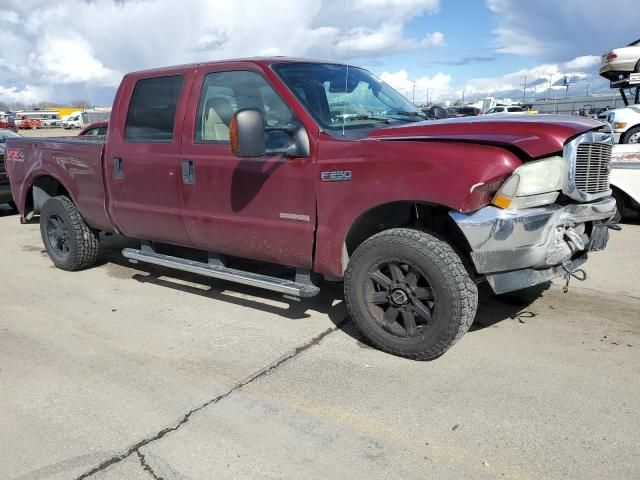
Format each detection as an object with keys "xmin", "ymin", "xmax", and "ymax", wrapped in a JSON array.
[
  {"xmin": 113, "ymin": 157, "xmax": 124, "ymax": 179},
  {"xmin": 182, "ymin": 159, "xmax": 195, "ymax": 185}
]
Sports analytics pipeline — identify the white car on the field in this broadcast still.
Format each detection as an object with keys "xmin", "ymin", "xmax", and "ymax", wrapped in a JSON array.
[
  {"xmin": 63, "ymin": 115, "xmax": 82, "ymax": 129},
  {"xmin": 599, "ymin": 39, "xmax": 640, "ymax": 83},
  {"xmin": 605, "ymin": 106, "xmax": 640, "ymax": 144},
  {"xmin": 611, "ymin": 144, "xmax": 640, "ymax": 221},
  {"xmin": 484, "ymin": 106, "xmax": 524, "ymax": 114}
]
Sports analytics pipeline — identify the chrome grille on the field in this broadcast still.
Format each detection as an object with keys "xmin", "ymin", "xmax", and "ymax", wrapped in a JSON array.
[{"xmin": 574, "ymin": 142, "xmax": 611, "ymax": 195}]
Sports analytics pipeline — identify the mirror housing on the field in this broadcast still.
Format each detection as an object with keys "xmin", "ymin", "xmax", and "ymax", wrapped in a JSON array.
[
  {"xmin": 230, "ymin": 108, "xmax": 310, "ymax": 158},
  {"xmin": 230, "ymin": 109, "xmax": 266, "ymax": 157}
]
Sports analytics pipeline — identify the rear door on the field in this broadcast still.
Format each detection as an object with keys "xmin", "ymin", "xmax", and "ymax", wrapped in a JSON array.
[
  {"xmin": 179, "ymin": 66, "xmax": 317, "ymax": 268},
  {"xmin": 105, "ymin": 71, "xmax": 195, "ymax": 245}
]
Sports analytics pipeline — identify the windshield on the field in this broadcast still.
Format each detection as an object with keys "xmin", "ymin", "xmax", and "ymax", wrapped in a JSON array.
[{"xmin": 274, "ymin": 62, "xmax": 425, "ymax": 137}]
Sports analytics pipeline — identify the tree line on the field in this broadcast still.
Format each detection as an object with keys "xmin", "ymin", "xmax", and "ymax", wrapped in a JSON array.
[{"xmin": 0, "ymin": 100, "xmax": 93, "ymax": 111}]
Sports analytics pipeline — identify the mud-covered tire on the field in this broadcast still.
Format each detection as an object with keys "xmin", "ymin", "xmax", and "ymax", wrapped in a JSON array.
[
  {"xmin": 344, "ymin": 228, "xmax": 477, "ymax": 360},
  {"xmin": 40, "ymin": 196, "xmax": 99, "ymax": 271}
]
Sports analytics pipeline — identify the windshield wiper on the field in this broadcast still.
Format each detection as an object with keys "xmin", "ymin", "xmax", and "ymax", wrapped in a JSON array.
[
  {"xmin": 393, "ymin": 111, "xmax": 428, "ymax": 120},
  {"xmin": 348, "ymin": 114, "xmax": 391, "ymax": 124}
]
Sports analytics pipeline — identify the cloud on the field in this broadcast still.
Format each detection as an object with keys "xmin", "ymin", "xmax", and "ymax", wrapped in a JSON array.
[
  {"xmin": 0, "ymin": 0, "xmax": 444, "ymax": 105},
  {"xmin": 431, "ymin": 55, "xmax": 496, "ymax": 66},
  {"xmin": 28, "ymin": 34, "xmax": 121, "ymax": 86},
  {"xmin": 421, "ymin": 31, "xmax": 445, "ymax": 48},
  {"xmin": 0, "ymin": 85, "xmax": 49, "ymax": 104},
  {"xmin": 381, "ymin": 54, "xmax": 609, "ymax": 104},
  {"xmin": 486, "ymin": 0, "xmax": 640, "ymax": 61},
  {"xmin": 380, "ymin": 69, "xmax": 453, "ymax": 103},
  {"xmin": 336, "ymin": 23, "xmax": 444, "ymax": 56},
  {"xmin": 461, "ymin": 55, "xmax": 608, "ymax": 100}
]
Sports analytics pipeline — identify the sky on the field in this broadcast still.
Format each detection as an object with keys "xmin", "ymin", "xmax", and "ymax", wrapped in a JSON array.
[{"xmin": 0, "ymin": 0, "xmax": 638, "ymax": 107}]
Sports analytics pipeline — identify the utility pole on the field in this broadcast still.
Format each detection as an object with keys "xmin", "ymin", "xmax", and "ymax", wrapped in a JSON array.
[
  {"xmin": 462, "ymin": 90, "xmax": 465, "ymax": 105},
  {"xmin": 412, "ymin": 80, "xmax": 416, "ymax": 104},
  {"xmin": 522, "ymin": 74, "xmax": 527, "ymax": 103},
  {"xmin": 548, "ymin": 73, "xmax": 553, "ymax": 100},
  {"xmin": 586, "ymin": 83, "xmax": 590, "ymax": 96}
]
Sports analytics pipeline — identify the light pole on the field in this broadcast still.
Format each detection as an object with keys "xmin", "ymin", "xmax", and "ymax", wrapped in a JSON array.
[{"xmin": 548, "ymin": 73, "xmax": 553, "ymax": 100}]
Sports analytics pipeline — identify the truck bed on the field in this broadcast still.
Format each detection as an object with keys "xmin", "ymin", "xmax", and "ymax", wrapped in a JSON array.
[{"xmin": 6, "ymin": 136, "xmax": 112, "ymax": 230}]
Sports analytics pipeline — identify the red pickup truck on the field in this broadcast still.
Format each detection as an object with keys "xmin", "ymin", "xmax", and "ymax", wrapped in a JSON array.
[{"xmin": 5, "ymin": 58, "xmax": 617, "ymax": 359}]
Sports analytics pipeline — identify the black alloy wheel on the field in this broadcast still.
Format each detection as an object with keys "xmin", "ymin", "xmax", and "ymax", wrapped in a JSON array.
[
  {"xmin": 45, "ymin": 214, "xmax": 71, "ymax": 261},
  {"xmin": 365, "ymin": 260, "xmax": 436, "ymax": 338}
]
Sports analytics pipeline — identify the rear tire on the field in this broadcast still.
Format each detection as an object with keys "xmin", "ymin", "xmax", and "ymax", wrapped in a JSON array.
[
  {"xmin": 40, "ymin": 196, "xmax": 99, "ymax": 271},
  {"xmin": 344, "ymin": 228, "xmax": 477, "ymax": 360}
]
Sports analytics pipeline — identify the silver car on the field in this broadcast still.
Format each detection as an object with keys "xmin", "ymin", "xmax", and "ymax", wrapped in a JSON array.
[{"xmin": 599, "ymin": 39, "xmax": 640, "ymax": 82}]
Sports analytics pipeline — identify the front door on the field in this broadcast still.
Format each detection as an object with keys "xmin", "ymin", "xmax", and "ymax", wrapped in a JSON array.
[
  {"xmin": 106, "ymin": 71, "xmax": 194, "ymax": 246},
  {"xmin": 180, "ymin": 67, "xmax": 317, "ymax": 268}
]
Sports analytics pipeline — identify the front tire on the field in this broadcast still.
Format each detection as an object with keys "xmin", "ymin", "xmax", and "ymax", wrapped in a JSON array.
[
  {"xmin": 344, "ymin": 228, "xmax": 477, "ymax": 360},
  {"xmin": 622, "ymin": 126, "xmax": 640, "ymax": 144},
  {"xmin": 40, "ymin": 196, "xmax": 100, "ymax": 271}
]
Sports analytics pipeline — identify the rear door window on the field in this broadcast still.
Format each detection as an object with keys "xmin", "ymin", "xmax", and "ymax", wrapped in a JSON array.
[{"xmin": 125, "ymin": 75, "xmax": 184, "ymax": 142}]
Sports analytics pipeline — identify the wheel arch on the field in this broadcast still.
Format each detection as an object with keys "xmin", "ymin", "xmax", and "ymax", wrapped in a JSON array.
[
  {"xmin": 23, "ymin": 173, "xmax": 74, "ymax": 219},
  {"xmin": 342, "ymin": 200, "xmax": 473, "ymax": 272}
]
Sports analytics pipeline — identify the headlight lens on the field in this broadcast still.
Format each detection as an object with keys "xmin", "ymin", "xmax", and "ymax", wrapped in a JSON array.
[{"xmin": 492, "ymin": 156, "xmax": 565, "ymax": 209}]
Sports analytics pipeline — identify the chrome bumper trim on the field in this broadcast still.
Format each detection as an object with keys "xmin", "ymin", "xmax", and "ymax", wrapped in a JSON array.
[{"xmin": 450, "ymin": 197, "xmax": 616, "ymax": 275}]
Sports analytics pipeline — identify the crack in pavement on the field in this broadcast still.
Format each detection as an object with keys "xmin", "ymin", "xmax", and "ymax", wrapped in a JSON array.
[
  {"xmin": 73, "ymin": 319, "xmax": 349, "ymax": 480},
  {"xmin": 136, "ymin": 451, "xmax": 164, "ymax": 480}
]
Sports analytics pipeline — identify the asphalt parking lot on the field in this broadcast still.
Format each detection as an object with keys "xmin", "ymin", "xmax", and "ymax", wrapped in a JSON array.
[{"xmin": 1, "ymin": 202, "xmax": 639, "ymax": 480}]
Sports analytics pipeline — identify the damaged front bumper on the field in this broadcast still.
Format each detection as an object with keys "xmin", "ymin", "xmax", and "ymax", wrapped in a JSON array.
[{"xmin": 450, "ymin": 197, "xmax": 616, "ymax": 294}]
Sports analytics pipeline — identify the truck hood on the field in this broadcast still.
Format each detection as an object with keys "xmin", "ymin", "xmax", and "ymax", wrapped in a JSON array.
[{"xmin": 367, "ymin": 115, "xmax": 604, "ymax": 158}]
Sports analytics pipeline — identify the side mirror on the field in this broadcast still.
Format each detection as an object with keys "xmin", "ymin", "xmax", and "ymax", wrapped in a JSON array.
[
  {"xmin": 230, "ymin": 109, "xmax": 266, "ymax": 157},
  {"xmin": 230, "ymin": 108, "xmax": 310, "ymax": 158}
]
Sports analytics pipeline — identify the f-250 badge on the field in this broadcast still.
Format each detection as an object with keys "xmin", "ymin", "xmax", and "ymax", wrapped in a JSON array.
[{"xmin": 321, "ymin": 170, "xmax": 352, "ymax": 182}]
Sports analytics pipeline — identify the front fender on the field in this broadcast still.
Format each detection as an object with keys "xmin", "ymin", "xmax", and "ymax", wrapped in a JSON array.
[{"xmin": 313, "ymin": 140, "xmax": 522, "ymax": 277}]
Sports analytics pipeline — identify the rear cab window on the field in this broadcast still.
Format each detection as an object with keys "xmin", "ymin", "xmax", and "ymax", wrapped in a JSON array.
[{"xmin": 125, "ymin": 75, "xmax": 184, "ymax": 142}]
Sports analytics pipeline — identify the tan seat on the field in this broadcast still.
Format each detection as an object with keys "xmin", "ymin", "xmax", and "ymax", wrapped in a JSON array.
[{"xmin": 202, "ymin": 97, "xmax": 234, "ymax": 141}]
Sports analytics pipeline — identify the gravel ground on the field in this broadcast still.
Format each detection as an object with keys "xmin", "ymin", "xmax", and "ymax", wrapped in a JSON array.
[
  {"xmin": 0, "ymin": 205, "xmax": 638, "ymax": 480},
  {"xmin": 17, "ymin": 128, "xmax": 80, "ymax": 138}
]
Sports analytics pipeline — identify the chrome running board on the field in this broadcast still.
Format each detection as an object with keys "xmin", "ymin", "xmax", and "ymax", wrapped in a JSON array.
[{"xmin": 122, "ymin": 248, "xmax": 320, "ymax": 298}]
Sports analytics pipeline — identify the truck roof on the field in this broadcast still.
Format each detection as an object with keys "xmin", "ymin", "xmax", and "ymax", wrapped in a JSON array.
[{"xmin": 126, "ymin": 57, "xmax": 349, "ymax": 77}]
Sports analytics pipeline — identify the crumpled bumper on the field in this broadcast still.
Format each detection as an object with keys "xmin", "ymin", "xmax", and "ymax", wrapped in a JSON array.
[{"xmin": 450, "ymin": 197, "xmax": 616, "ymax": 293}]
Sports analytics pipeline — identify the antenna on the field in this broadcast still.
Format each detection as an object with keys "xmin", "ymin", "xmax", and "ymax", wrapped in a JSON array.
[{"xmin": 342, "ymin": 0, "xmax": 350, "ymax": 137}]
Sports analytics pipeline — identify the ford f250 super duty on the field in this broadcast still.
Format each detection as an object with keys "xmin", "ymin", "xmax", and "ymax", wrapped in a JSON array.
[{"xmin": 5, "ymin": 58, "xmax": 617, "ymax": 360}]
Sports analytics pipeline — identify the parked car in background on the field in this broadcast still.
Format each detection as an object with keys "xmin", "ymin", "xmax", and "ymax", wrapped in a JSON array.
[
  {"xmin": 599, "ymin": 39, "xmax": 640, "ymax": 82},
  {"xmin": 445, "ymin": 107, "xmax": 460, "ymax": 118},
  {"xmin": 13, "ymin": 111, "xmax": 59, "ymax": 129},
  {"xmin": 605, "ymin": 105, "xmax": 640, "ymax": 143},
  {"xmin": 610, "ymin": 144, "xmax": 640, "ymax": 221},
  {"xmin": 63, "ymin": 115, "xmax": 82, "ymax": 129},
  {"xmin": 456, "ymin": 106, "xmax": 481, "ymax": 117},
  {"xmin": 0, "ymin": 129, "xmax": 21, "ymax": 207},
  {"xmin": 79, "ymin": 122, "xmax": 108, "ymax": 136},
  {"xmin": 485, "ymin": 106, "xmax": 525, "ymax": 114},
  {"xmin": 5, "ymin": 58, "xmax": 618, "ymax": 360}
]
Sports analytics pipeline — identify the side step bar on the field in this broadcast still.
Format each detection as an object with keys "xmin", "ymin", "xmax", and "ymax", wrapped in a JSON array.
[{"xmin": 122, "ymin": 248, "xmax": 320, "ymax": 298}]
